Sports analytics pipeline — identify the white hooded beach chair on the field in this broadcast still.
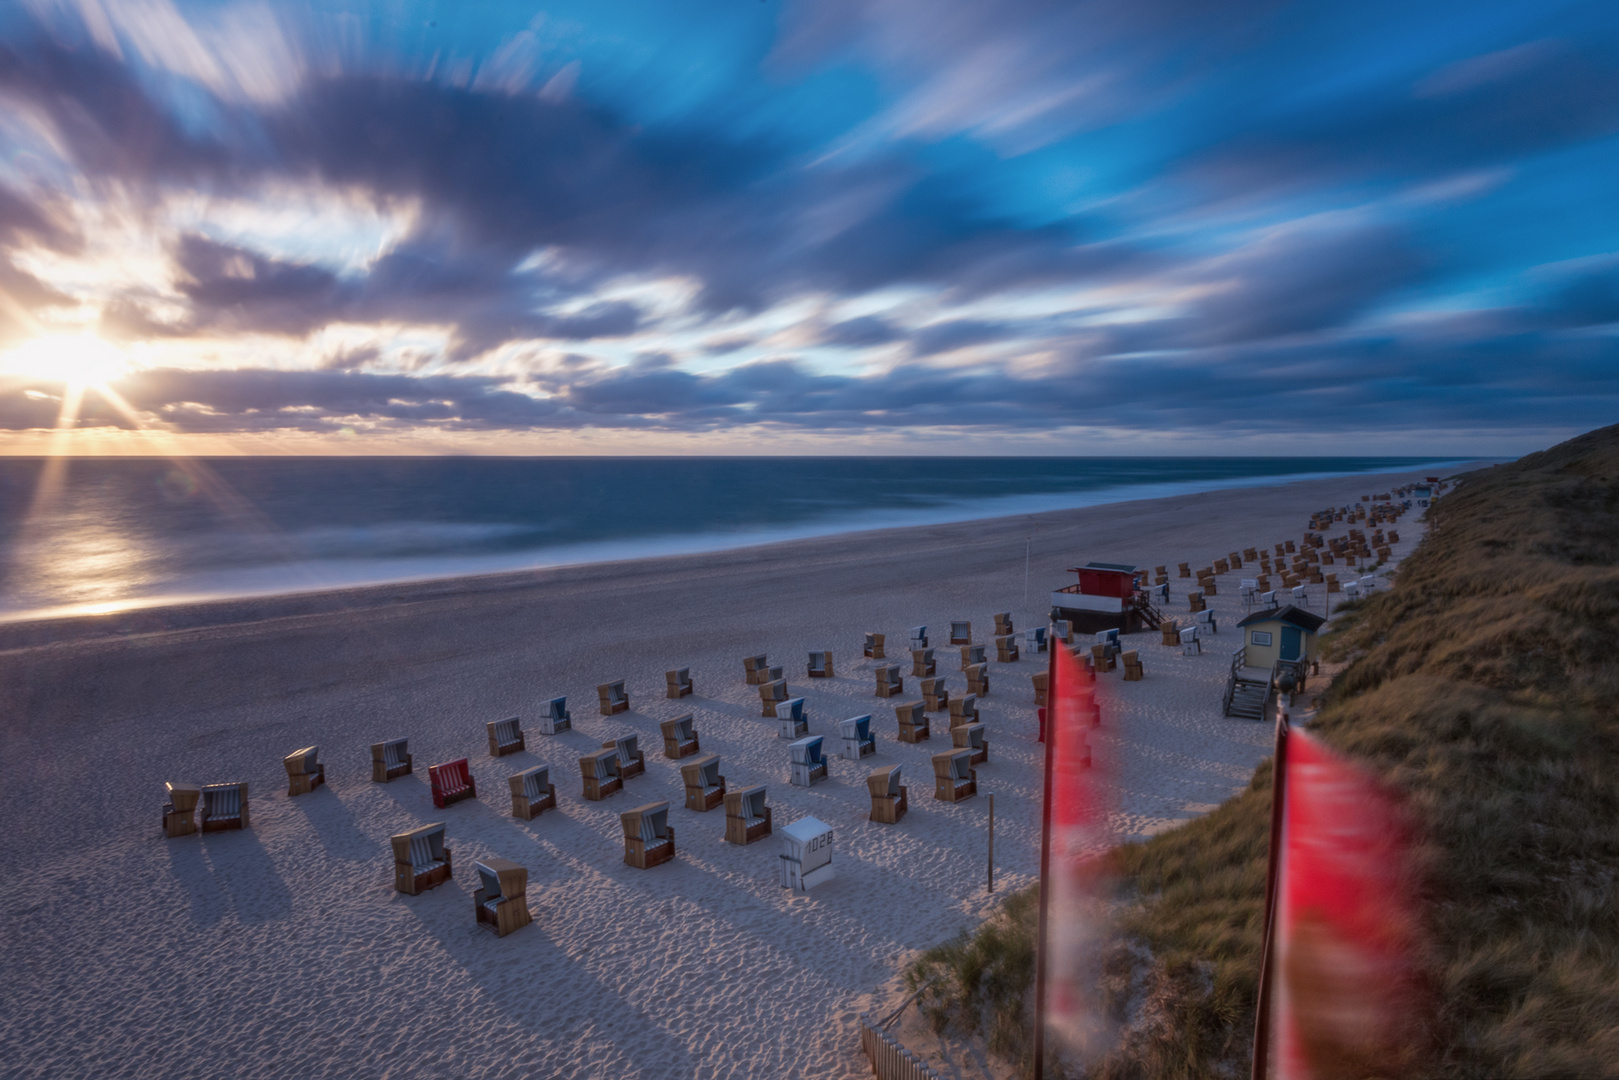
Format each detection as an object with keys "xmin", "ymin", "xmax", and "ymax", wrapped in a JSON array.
[
  {"xmin": 874, "ymin": 664, "xmax": 904, "ymax": 698},
  {"xmin": 371, "ymin": 738, "xmax": 412, "ymax": 783},
  {"xmin": 724, "ymin": 785, "xmax": 772, "ymax": 845},
  {"xmin": 487, "ymin": 717, "xmax": 525, "ymax": 758},
  {"xmin": 808, "ymin": 651, "xmax": 834, "ymax": 678},
  {"xmin": 1151, "ymin": 582, "xmax": 1170, "ymax": 604},
  {"xmin": 660, "ymin": 714, "xmax": 700, "ymax": 760},
  {"xmin": 1052, "ymin": 619, "xmax": 1073, "ymax": 644},
  {"xmin": 949, "ymin": 693, "xmax": 980, "ymax": 726},
  {"xmin": 1343, "ymin": 580, "xmax": 1361, "ymax": 598},
  {"xmin": 579, "ymin": 750, "xmax": 623, "ymax": 801},
  {"xmin": 680, "ymin": 754, "xmax": 727, "ymax": 812},
  {"xmin": 931, "ymin": 750, "xmax": 976, "ymax": 803},
  {"xmin": 759, "ymin": 678, "xmax": 790, "ymax": 716},
  {"xmin": 789, "ymin": 736, "xmax": 829, "ymax": 787},
  {"xmin": 908, "ymin": 625, "xmax": 928, "ymax": 650},
  {"xmin": 665, "ymin": 668, "xmax": 694, "ymax": 699},
  {"xmin": 473, "ymin": 857, "xmax": 531, "ymax": 937},
  {"xmin": 199, "ymin": 782, "xmax": 249, "ymax": 832},
  {"xmin": 1291, "ymin": 584, "xmax": 1309, "ymax": 606},
  {"xmin": 539, "ymin": 696, "xmax": 572, "ymax": 735},
  {"xmin": 1025, "ymin": 626, "xmax": 1048, "ymax": 653},
  {"xmin": 779, "ymin": 816, "xmax": 834, "ymax": 891},
  {"xmin": 895, "ymin": 701, "xmax": 930, "ymax": 743},
  {"xmin": 508, "ymin": 765, "xmax": 556, "ymax": 820},
  {"xmin": 922, "ymin": 676, "xmax": 950, "ymax": 712},
  {"xmin": 621, "ymin": 803, "xmax": 675, "ymax": 869},
  {"xmin": 950, "ymin": 621, "xmax": 972, "ymax": 645},
  {"xmin": 391, "ymin": 822, "xmax": 451, "ymax": 895},
  {"xmin": 1260, "ymin": 589, "xmax": 1280, "ymax": 609},
  {"xmin": 603, "ymin": 734, "xmax": 645, "ymax": 779},
  {"xmin": 867, "ymin": 765, "xmax": 908, "ymax": 824},
  {"xmin": 1195, "ymin": 609, "xmax": 1217, "ymax": 634},
  {"xmin": 1180, "ymin": 625, "xmax": 1202, "ymax": 656},
  {"xmin": 911, "ymin": 647, "xmax": 936, "ymax": 677},
  {"xmin": 283, "ymin": 746, "xmax": 324, "ymax": 797},
  {"xmin": 863, "ymin": 632, "xmax": 886, "ymax": 659},
  {"xmin": 776, "ymin": 697, "xmax": 808, "ymax": 739},
  {"xmin": 838, "ymin": 714, "xmax": 877, "ymax": 761},
  {"xmin": 1359, "ymin": 575, "xmax": 1376, "ymax": 593},
  {"xmin": 952, "ymin": 722, "xmax": 989, "ymax": 765},
  {"xmin": 597, "ymin": 680, "xmax": 629, "ymax": 716}
]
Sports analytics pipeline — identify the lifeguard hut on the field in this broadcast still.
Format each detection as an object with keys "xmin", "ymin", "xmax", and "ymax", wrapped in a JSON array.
[
  {"xmin": 1050, "ymin": 561, "xmax": 1161, "ymax": 634},
  {"xmin": 1413, "ymin": 484, "xmax": 1433, "ymax": 508},
  {"xmin": 1223, "ymin": 605, "xmax": 1326, "ymax": 720}
]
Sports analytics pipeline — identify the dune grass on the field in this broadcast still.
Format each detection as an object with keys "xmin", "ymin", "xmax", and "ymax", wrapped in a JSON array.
[{"xmin": 906, "ymin": 424, "xmax": 1619, "ymax": 1078}]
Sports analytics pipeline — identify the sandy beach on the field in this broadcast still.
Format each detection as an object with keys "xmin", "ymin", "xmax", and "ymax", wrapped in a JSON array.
[{"xmin": 0, "ymin": 465, "xmax": 1454, "ymax": 1080}]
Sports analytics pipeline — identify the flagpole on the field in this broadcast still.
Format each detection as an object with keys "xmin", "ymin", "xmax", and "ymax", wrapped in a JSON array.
[
  {"xmin": 1251, "ymin": 678, "xmax": 1294, "ymax": 1080},
  {"xmin": 1031, "ymin": 631, "xmax": 1058, "ymax": 1080}
]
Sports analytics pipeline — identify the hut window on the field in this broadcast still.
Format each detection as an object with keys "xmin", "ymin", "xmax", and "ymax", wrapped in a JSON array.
[{"xmin": 1251, "ymin": 631, "xmax": 1273, "ymax": 646}]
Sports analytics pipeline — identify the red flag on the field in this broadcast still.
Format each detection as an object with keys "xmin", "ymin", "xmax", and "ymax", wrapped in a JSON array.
[{"xmin": 1273, "ymin": 731, "xmax": 1427, "ymax": 1079}]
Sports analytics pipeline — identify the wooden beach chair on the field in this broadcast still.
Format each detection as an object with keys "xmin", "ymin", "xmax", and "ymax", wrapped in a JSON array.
[
  {"xmin": 1188, "ymin": 591, "xmax": 1206, "ymax": 614},
  {"xmin": 838, "ymin": 714, "xmax": 877, "ymax": 761},
  {"xmin": 911, "ymin": 647, "xmax": 936, "ymax": 677},
  {"xmin": 539, "ymin": 696, "xmax": 572, "ymax": 735},
  {"xmin": 680, "ymin": 754, "xmax": 727, "ymax": 812},
  {"xmin": 391, "ymin": 822, "xmax": 451, "ymax": 895},
  {"xmin": 199, "ymin": 782, "xmax": 249, "ymax": 832},
  {"xmin": 1122, "ymin": 650, "xmax": 1144, "ymax": 681},
  {"xmin": 1214, "ymin": 558, "xmax": 1230, "ymax": 574},
  {"xmin": 1243, "ymin": 548, "xmax": 1258, "ymax": 562},
  {"xmin": 922, "ymin": 676, "xmax": 950, "ymax": 712},
  {"xmin": 283, "ymin": 746, "xmax": 324, "ymax": 797},
  {"xmin": 908, "ymin": 625, "xmax": 928, "ymax": 650},
  {"xmin": 867, "ymin": 765, "xmax": 908, "ymax": 824},
  {"xmin": 508, "ymin": 765, "xmax": 556, "ymax": 820},
  {"xmin": 1091, "ymin": 643, "xmax": 1116, "ymax": 672},
  {"xmin": 603, "ymin": 734, "xmax": 646, "ymax": 779},
  {"xmin": 473, "ymin": 857, "xmax": 532, "ymax": 937},
  {"xmin": 660, "ymin": 714, "xmax": 700, "ymax": 760},
  {"xmin": 807, "ymin": 651, "xmax": 834, "ymax": 679},
  {"xmin": 486, "ymin": 717, "xmax": 525, "ymax": 758},
  {"xmin": 874, "ymin": 664, "xmax": 904, "ymax": 698},
  {"xmin": 788, "ymin": 735, "xmax": 829, "ymax": 787},
  {"xmin": 949, "ymin": 620, "xmax": 972, "ymax": 645},
  {"xmin": 429, "ymin": 759, "xmax": 477, "ymax": 809},
  {"xmin": 1160, "ymin": 618, "xmax": 1180, "ymax": 646},
  {"xmin": 895, "ymin": 701, "xmax": 930, "ymax": 743},
  {"xmin": 776, "ymin": 697, "xmax": 808, "ymax": 739},
  {"xmin": 743, "ymin": 654, "xmax": 771, "ymax": 685},
  {"xmin": 665, "ymin": 668, "xmax": 694, "ymax": 699},
  {"xmin": 965, "ymin": 663, "xmax": 990, "ymax": 696},
  {"xmin": 371, "ymin": 738, "xmax": 413, "ymax": 782},
  {"xmin": 993, "ymin": 612, "xmax": 1014, "ymax": 637},
  {"xmin": 621, "ymin": 803, "xmax": 676, "ymax": 869},
  {"xmin": 960, "ymin": 643, "xmax": 987, "ymax": 669},
  {"xmin": 949, "ymin": 693, "xmax": 980, "ymax": 726},
  {"xmin": 1032, "ymin": 670, "xmax": 1048, "ymax": 706},
  {"xmin": 597, "ymin": 680, "xmax": 629, "ymax": 716},
  {"xmin": 579, "ymin": 750, "xmax": 623, "ymax": 801},
  {"xmin": 1325, "ymin": 572, "xmax": 1340, "ymax": 593},
  {"xmin": 952, "ymin": 722, "xmax": 989, "ymax": 765},
  {"xmin": 724, "ymin": 785, "xmax": 773, "ymax": 845},
  {"xmin": 863, "ymin": 632, "xmax": 886, "ymax": 659},
  {"xmin": 162, "ymin": 782, "xmax": 199, "ymax": 838},
  {"xmin": 995, "ymin": 635, "xmax": 1020, "ymax": 663},
  {"xmin": 932, "ymin": 750, "xmax": 977, "ymax": 803},
  {"xmin": 1229, "ymin": 552, "xmax": 1243, "ymax": 569},
  {"xmin": 1178, "ymin": 562, "xmax": 1191, "ymax": 578},
  {"xmin": 759, "ymin": 678, "xmax": 790, "ymax": 716}
]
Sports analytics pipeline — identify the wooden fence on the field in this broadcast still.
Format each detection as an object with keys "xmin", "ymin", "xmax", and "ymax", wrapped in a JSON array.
[{"xmin": 858, "ymin": 1013, "xmax": 941, "ymax": 1080}]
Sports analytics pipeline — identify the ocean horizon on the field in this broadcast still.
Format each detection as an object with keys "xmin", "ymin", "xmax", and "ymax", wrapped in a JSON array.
[{"xmin": 0, "ymin": 455, "xmax": 1462, "ymax": 621}]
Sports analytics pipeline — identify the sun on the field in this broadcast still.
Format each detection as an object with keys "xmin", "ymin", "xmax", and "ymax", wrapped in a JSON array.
[{"xmin": 0, "ymin": 333, "xmax": 131, "ymax": 389}]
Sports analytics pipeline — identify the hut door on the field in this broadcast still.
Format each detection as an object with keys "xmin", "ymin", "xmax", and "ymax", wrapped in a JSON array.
[{"xmin": 1280, "ymin": 625, "xmax": 1302, "ymax": 662}]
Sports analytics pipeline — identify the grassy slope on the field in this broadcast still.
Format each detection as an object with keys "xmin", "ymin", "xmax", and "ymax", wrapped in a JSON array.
[{"xmin": 909, "ymin": 424, "xmax": 1619, "ymax": 1079}]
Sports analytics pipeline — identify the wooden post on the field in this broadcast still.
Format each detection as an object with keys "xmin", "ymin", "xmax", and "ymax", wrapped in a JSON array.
[
  {"xmin": 1032, "ymin": 639, "xmax": 1058, "ymax": 1080},
  {"xmin": 987, "ymin": 792, "xmax": 995, "ymax": 893},
  {"xmin": 1250, "ymin": 696, "xmax": 1293, "ymax": 1080}
]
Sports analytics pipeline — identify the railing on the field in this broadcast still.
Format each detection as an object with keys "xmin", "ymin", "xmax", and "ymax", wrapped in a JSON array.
[
  {"xmin": 1221, "ymin": 646, "xmax": 1246, "ymax": 716},
  {"xmin": 858, "ymin": 1014, "xmax": 941, "ymax": 1080}
]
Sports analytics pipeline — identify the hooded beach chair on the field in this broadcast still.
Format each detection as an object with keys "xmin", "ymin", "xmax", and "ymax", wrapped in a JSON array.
[
  {"xmin": 1032, "ymin": 670, "xmax": 1048, "ymax": 707},
  {"xmin": 579, "ymin": 750, "xmax": 623, "ymax": 801},
  {"xmin": 486, "ymin": 717, "xmax": 525, "ymax": 758},
  {"xmin": 1214, "ymin": 558, "xmax": 1229, "ymax": 575},
  {"xmin": 508, "ymin": 765, "xmax": 556, "ymax": 820},
  {"xmin": 1180, "ymin": 625, "xmax": 1201, "ymax": 656},
  {"xmin": 162, "ymin": 782, "xmax": 199, "ymax": 838},
  {"xmin": 932, "ymin": 750, "xmax": 976, "ymax": 803},
  {"xmin": 390, "ymin": 822, "xmax": 451, "ymax": 895},
  {"xmin": 680, "ymin": 754, "xmax": 727, "ymax": 812},
  {"xmin": 874, "ymin": 664, "xmax": 904, "ymax": 698},
  {"xmin": 895, "ymin": 701, "xmax": 930, "ymax": 743},
  {"xmin": 965, "ymin": 663, "xmax": 990, "ymax": 696},
  {"xmin": 1291, "ymin": 584, "xmax": 1309, "ymax": 606},
  {"xmin": 603, "ymin": 734, "xmax": 645, "ymax": 779},
  {"xmin": 665, "ymin": 668, "xmax": 694, "ymax": 699},
  {"xmin": 1325, "ymin": 572, "xmax": 1341, "ymax": 593},
  {"xmin": 776, "ymin": 697, "xmax": 808, "ymax": 739},
  {"xmin": 921, "ymin": 676, "xmax": 950, "ymax": 712},
  {"xmin": 995, "ymin": 635, "xmax": 1020, "ymax": 663},
  {"xmin": 1025, "ymin": 626, "xmax": 1048, "ymax": 653},
  {"xmin": 863, "ymin": 632, "xmax": 886, "ymax": 659},
  {"xmin": 539, "ymin": 696, "xmax": 572, "ymax": 735},
  {"xmin": 949, "ymin": 620, "xmax": 972, "ymax": 646},
  {"xmin": 743, "ymin": 654, "xmax": 771, "ymax": 685},
  {"xmin": 1261, "ymin": 589, "xmax": 1280, "ymax": 609},
  {"xmin": 1178, "ymin": 562, "xmax": 1191, "ymax": 578},
  {"xmin": 1122, "ymin": 650, "xmax": 1144, "ymax": 682},
  {"xmin": 371, "ymin": 738, "xmax": 412, "ymax": 783},
  {"xmin": 283, "ymin": 746, "xmax": 324, "ymax": 797},
  {"xmin": 724, "ymin": 785, "xmax": 773, "ymax": 845},
  {"xmin": 473, "ymin": 858, "xmax": 532, "ymax": 937},
  {"xmin": 949, "ymin": 693, "xmax": 980, "ymax": 726},
  {"xmin": 199, "ymin": 782, "xmax": 249, "ymax": 832},
  {"xmin": 759, "ymin": 678, "xmax": 790, "ymax": 716},
  {"xmin": 960, "ymin": 643, "xmax": 987, "ymax": 669},
  {"xmin": 660, "ymin": 714, "xmax": 700, "ymax": 760},
  {"xmin": 429, "ymin": 759, "xmax": 477, "ymax": 809},
  {"xmin": 789, "ymin": 735, "xmax": 829, "ymax": 787},
  {"xmin": 993, "ymin": 612, "xmax": 1014, "ymax": 637},
  {"xmin": 807, "ymin": 651, "xmax": 834, "ymax": 678},
  {"xmin": 1151, "ymin": 581, "xmax": 1170, "ymax": 604},
  {"xmin": 1052, "ymin": 620, "xmax": 1073, "ymax": 644},
  {"xmin": 867, "ymin": 765, "xmax": 908, "ymax": 824},
  {"xmin": 597, "ymin": 680, "xmax": 629, "ymax": 716},
  {"xmin": 621, "ymin": 803, "xmax": 676, "ymax": 869},
  {"xmin": 1161, "ymin": 617, "xmax": 1180, "ymax": 646},
  {"xmin": 1195, "ymin": 609, "xmax": 1217, "ymax": 634},
  {"xmin": 952, "ymin": 722, "xmax": 989, "ymax": 765},
  {"xmin": 1359, "ymin": 575, "xmax": 1377, "ymax": 593},
  {"xmin": 1189, "ymin": 590, "xmax": 1207, "ymax": 613},
  {"xmin": 908, "ymin": 625, "xmax": 928, "ymax": 650},
  {"xmin": 911, "ymin": 647, "xmax": 936, "ymax": 677},
  {"xmin": 838, "ymin": 714, "xmax": 877, "ymax": 761}
]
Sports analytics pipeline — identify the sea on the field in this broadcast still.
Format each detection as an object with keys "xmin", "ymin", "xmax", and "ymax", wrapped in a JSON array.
[{"xmin": 0, "ymin": 456, "xmax": 1458, "ymax": 621}]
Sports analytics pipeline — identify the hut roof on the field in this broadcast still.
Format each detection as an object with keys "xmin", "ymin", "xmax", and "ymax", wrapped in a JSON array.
[
  {"xmin": 1236, "ymin": 604, "xmax": 1327, "ymax": 634},
  {"xmin": 1066, "ymin": 561, "xmax": 1138, "ymax": 574}
]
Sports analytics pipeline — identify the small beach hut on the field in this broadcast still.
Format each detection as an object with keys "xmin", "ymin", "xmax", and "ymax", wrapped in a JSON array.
[
  {"xmin": 949, "ymin": 693, "xmax": 980, "ymax": 726},
  {"xmin": 724, "ymin": 785, "xmax": 773, "ymax": 845},
  {"xmin": 743, "ymin": 654, "xmax": 771, "ymax": 685},
  {"xmin": 161, "ymin": 782, "xmax": 199, "ymax": 838},
  {"xmin": 371, "ymin": 738, "xmax": 412, "ymax": 782},
  {"xmin": 960, "ymin": 643, "xmax": 987, "ymax": 669},
  {"xmin": 486, "ymin": 717, "xmax": 525, "ymax": 758},
  {"xmin": 579, "ymin": 750, "xmax": 622, "ymax": 801},
  {"xmin": 680, "ymin": 754, "xmax": 727, "ymax": 812},
  {"xmin": 603, "ymin": 735, "xmax": 645, "ymax": 779},
  {"xmin": 867, "ymin": 765, "xmax": 908, "ymax": 824},
  {"xmin": 508, "ymin": 765, "xmax": 556, "ymax": 820},
  {"xmin": 895, "ymin": 701, "xmax": 930, "ymax": 743},
  {"xmin": 1236, "ymin": 605, "xmax": 1326, "ymax": 671},
  {"xmin": 539, "ymin": 696, "xmax": 572, "ymax": 735},
  {"xmin": 665, "ymin": 668, "xmax": 694, "ymax": 699},
  {"xmin": 776, "ymin": 697, "xmax": 809, "ymax": 739},
  {"xmin": 965, "ymin": 663, "xmax": 990, "ymax": 696},
  {"xmin": 952, "ymin": 722, "xmax": 989, "ymax": 765},
  {"xmin": 283, "ymin": 746, "xmax": 324, "ymax": 797},
  {"xmin": 660, "ymin": 715, "xmax": 700, "ymax": 760},
  {"xmin": 932, "ymin": 750, "xmax": 977, "ymax": 802},
  {"xmin": 199, "ymin": 782, "xmax": 249, "ymax": 832},
  {"xmin": 995, "ymin": 635, "xmax": 1020, "ymax": 663},
  {"xmin": 838, "ymin": 715, "xmax": 877, "ymax": 761},
  {"xmin": 759, "ymin": 678, "xmax": 790, "ymax": 716},
  {"xmin": 788, "ymin": 736, "xmax": 829, "ymax": 787},
  {"xmin": 921, "ymin": 676, "xmax": 950, "ymax": 712},
  {"xmin": 949, "ymin": 620, "xmax": 972, "ymax": 645},
  {"xmin": 874, "ymin": 664, "xmax": 904, "ymax": 698},
  {"xmin": 911, "ymin": 647, "xmax": 936, "ymax": 677},
  {"xmin": 597, "ymin": 680, "xmax": 629, "ymax": 716},
  {"xmin": 473, "ymin": 858, "xmax": 531, "ymax": 937},
  {"xmin": 908, "ymin": 625, "xmax": 928, "ymax": 650},
  {"xmin": 1052, "ymin": 562, "xmax": 1152, "ymax": 634},
  {"xmin": 429, "ymin": 759, "xmax": 477, "ymax": 809},
  {"xmin": 621, "ymin": 803, "xmax": 676, "ymax": 869},
  {"xmin": 863, "ymin": 632, "xmax": 886, "ymax": 659},
  {"xmin": 779, "ymin": 816, "xmax": 835, "ymax": 891},
  {"xmin": 390, "ymin": 823, "xmax": 451, "ymax": 895},
  {"xmin": 808, "ymin": 651, "xmax": 834, "ymax": 678}
]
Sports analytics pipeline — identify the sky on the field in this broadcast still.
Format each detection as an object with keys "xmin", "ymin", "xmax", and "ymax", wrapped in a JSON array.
[{"xmin": 0, "ymin": 0, "xmax": 1615, "ymax": 455}]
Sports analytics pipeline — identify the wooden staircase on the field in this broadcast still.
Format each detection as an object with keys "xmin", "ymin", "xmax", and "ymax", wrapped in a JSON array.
[
  {"xmin": 1129, "ymin": 593, "xmax": 1163, "ymax": 631},
  {"xmin": 1222, "ymin": 646, "xmax": 1272, "ymax": 720}
]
